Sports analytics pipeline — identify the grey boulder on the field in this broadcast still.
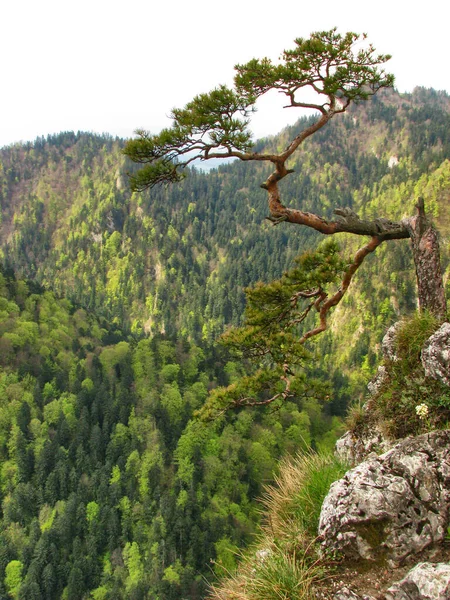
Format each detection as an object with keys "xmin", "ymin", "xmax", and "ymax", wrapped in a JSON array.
[
  {"xmin": 319, "ymin": 431, "xmax": 450, "ymax": 566},
  {"xmin": 421, "ymin": 323, "xmax": 450, "ymax": 387},
  {"xmin": 385, "ymin": 562, "xmax": 450, "ymax": 600}
]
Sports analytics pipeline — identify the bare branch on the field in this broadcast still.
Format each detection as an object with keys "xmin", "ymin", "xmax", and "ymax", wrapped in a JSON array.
[{"xmin": 264, "ymin": 178, "xmax": 410, "ymax": 241}]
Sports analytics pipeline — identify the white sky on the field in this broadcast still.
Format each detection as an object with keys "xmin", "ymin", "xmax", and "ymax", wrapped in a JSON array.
[{"xmin": 1, "ymin": 0, "xmax": 449, "ymax": 148}]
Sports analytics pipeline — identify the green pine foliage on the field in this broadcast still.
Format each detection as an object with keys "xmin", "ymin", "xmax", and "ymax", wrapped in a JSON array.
[
  {"xmin": 124, "ymin": 30, "xmax": 393, "ymax": 191},
  {"xmin": 198, "ymin": 239, "xmax": 347, "ymax": 418}
]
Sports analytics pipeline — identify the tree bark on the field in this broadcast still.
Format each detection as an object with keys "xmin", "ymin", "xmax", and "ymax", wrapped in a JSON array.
[
  {"xmin": 265, "ymin": 179, "xmax": 447, "ymax": 321},
  {"xmin": 406, "ymin": 198, "xmax": 447, "ymax": 321}
]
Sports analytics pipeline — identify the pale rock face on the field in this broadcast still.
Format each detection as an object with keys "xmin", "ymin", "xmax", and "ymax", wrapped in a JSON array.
[
  {"xmin": 381, "ymin": 322, "xmax": 401, "ymax": 362},
  {"xmin": 91, "ymin": 232, "xmax": 103, "ymax": 243},
  {"xmin": 116, "ymin": 174, "xmax": 125, "ymax": 190},
  {"xmin": 319, "ymin": 431, "xmax": 450, "ymax": 566},
  {"xmin": 367, "ymin": 365, "xmax": 388, "ymax": 396},
  {"xmin": 335, "ymin": 324, "xmax": 403, "ymax": 466},
  {"xmin": 421, "ymin": 322, "xmax": 450, "ymax": 387},
  {"xmin": 385, "ymin": 562, "xmax": 450, "ymax": 600},
  {"xmin": 366, "ymin": 321, "xmax": 401, "ymax": 395},
  {"xmin": 335, "ymin": 428, "xmax": 393, "ymax": 466},
  {"xmin": 388, "ymin": 155, "xmax": 399, "ymax": 168}
]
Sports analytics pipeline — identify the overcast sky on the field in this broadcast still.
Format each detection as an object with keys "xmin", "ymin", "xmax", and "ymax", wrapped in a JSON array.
[{"xmin": 1, "ymin": 0, "xmax": 449, "ymax": 148}]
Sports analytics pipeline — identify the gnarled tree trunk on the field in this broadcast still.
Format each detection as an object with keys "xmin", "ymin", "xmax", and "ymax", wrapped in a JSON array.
[
  {"xmin": 406, "ymin": 198, "xmax": 447, "ymax": 321},
  {"xmin": 264, "ymin": 184, "xmax": 448, "ymax": 336}
]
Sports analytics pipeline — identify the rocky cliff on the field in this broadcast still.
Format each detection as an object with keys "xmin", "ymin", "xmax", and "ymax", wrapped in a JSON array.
[{"xmin": 319, "ymin": 321, "xmax": 450, "ymax": 599}]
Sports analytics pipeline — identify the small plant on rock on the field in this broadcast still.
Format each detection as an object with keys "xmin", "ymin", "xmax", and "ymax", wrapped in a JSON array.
[{"xmin": 366, "ymin": 313, "xmax": 450, "ymax": 438}]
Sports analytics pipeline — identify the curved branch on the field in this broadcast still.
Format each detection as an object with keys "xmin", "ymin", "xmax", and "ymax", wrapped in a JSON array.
[
  {"xmin": 280, "ymin": 113, "xmax": 331, "ymax": 162},
  {"xmin": 264, "ymin": 180, "xmax": 410, "ymax": 241},
  {"xmin": 299, "ymin": 236, "xmax": 383, "ymax": 343},
  {"xmin": 230, "ymin": 364, "xmax": 294, "ymax": 408}
]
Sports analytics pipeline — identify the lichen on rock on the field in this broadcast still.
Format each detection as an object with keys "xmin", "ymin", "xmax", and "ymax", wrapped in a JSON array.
[
  {"xmin": 385, "ymin": 562, "xmax": 450, "ymax": 600},
  {"xmin": 382, "ymin": 322, "xmax": 401, "ymax": 363},
  {"xmin": 335, "ymin": 427, "xmax": 393, "ymax": 466},
  {"xmin": 319, "ymin": 431, "xmax": 450, "ymax": 566},
  {"xmin": 421, "ymin": 322, "xmax": 450, "ymax": 387}
]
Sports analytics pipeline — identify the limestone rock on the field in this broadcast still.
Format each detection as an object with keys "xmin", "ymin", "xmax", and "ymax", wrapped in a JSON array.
[
  {"xmin": 388, "ymin": 155, "xmax": 399, "ymax": 169},
  {"xmin": 382, "ymin": 322, "xmax": 401, "ymax": 362},
  {"xmin": 385, "ymin": 562, "xmax": 450, "ymax": 599},
  {"xmin": 319, "ymin": 431, "xmax": 450, "ymax": 566},
  {"xmin": 367, "ymin": 365, "xmax": 389, "ymax": 396},
  {"xmin": 363, "ymin": 322, "xmax": 399, "ymax": 397},
  {"xmin": 421, "ymin": 323, "xmax": 450, "ymax": 387},
  {"xmin": 335, "ymin": 427, "xmax": 393, "ymax": 466},
  {"xmin": 333, "ymin": 589, "xmax": 360, "ymax": 600}
]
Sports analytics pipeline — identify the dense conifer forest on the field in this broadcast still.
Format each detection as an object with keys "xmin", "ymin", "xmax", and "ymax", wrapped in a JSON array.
[{"xmin": 0, "ymin": 87, "xmax": 449, "ymax": 598}]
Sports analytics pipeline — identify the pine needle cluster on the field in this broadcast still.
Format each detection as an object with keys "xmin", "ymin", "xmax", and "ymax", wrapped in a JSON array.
[{"xmin": 197, "ymin": 240, "xmax": 347, "ymax": 419}]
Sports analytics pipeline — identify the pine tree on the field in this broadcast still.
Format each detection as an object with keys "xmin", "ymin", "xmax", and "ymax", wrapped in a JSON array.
[{"xmin": 125, "ymin": 29, "xmax": 446, "ymax": 324}]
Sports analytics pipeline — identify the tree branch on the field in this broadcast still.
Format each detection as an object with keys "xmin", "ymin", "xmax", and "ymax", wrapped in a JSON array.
[
  {"xmin": 264, "ymin": 181, "xmax": 410, "ymax": 241},
  {"xmin": 230, "ymin": 364, "xmax": 294, "ymax": 408},
  {"xmin": 299, "ymin": 236, "xmax": 383, "ymax": 343}
]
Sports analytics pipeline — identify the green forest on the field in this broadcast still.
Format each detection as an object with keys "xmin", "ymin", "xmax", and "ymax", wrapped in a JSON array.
[{"xmin": 0, "ymin": 86, "xmax": 449, "ymax": 598}]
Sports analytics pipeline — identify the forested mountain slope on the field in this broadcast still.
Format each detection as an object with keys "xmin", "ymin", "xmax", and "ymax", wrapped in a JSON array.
[
  {"xmin": 1, "ymin": 88, "xmax": 449, "ymax": 350},
  {"xmin": 0, "ymin": 266, "xmax": 339, "ymax": 599},
  {"xmin": 0, "ymin": 87, "xmax": 449, "ymax": 599}
]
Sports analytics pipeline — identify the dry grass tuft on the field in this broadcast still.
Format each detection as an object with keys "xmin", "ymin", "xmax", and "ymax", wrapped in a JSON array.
[{"xmin": 208, "ymin": 452, "xmax": 347, "ymax": 600}]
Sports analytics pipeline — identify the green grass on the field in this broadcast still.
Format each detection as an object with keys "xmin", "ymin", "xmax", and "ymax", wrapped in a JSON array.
[
  {"xmin": 245, "ymin": 545, "xmax": 324, "ymax": 600},
  {"xmin": 394, "ymin": 312, "xmax": 440, "ymax": 372},
  {"xmin": 283, "ymin": 455, "xmax": 347, "ymax": 537},
  {"xmin": 208, "ymin": 452, "xmax": 347, "ymax": 600},
  {"xmin": 347, "ymin": 311, "xmax": 450, "ymax": 439}
]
